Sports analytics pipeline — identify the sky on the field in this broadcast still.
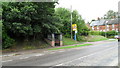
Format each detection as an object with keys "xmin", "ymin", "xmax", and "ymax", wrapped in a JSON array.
[{"xmin": 55, "ymin": 0, "xmax": 120, "ymax": 23}]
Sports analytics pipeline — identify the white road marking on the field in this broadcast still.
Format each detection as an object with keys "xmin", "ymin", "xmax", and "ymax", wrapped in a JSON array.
[
  {"xmin": 44, "ymin": 51, "xmax": 49, "ymax": 53},
  {"xmin": 2, "ymin": 55, "xmax": 8, "ymax": 57},
  {"xmin": 50, "ymin": 52, "xmax": 56, "ymax": 54},
  {"xmin": 55, "ymin": 63, "xmax": 63, "ymax": 66},
  {"xmin": 2, "ymin": 60, "xmax": 12, "ymax": 62},
  {"xmin": 66, "ymin": 49, "xmax": 72, "ymax": 51},
  {"xmin": 55, "ymin": 46, "xmax": 117, "ymax": 66},
  {"xmin": 59, "ymin": 51, "xmax": 64, "ymax": 52},
  {"xmin": 2, "ymin": 54, "xmax": 15, "ymax": 57},
  {"xmin": 20, "ymin": 57, "xmax": 29, "ymax": 59},
  {"xmin": 35, "ymin": 54, "xmax": 44, "ymax": 56},
  {"xmin": 74, "ymin": 48, "xmax": 81, "ymax": 49}
]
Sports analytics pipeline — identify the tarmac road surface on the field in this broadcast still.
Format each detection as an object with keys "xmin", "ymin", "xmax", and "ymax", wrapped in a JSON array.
[{"xmin": 2, "ymin": 41, "xmax": 118, "ymax": 67}]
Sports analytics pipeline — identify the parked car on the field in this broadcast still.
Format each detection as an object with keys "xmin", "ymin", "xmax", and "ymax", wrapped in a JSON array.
[{"xmin": 114, "ymin": 35, "xmax": 120, "ymax": 41}]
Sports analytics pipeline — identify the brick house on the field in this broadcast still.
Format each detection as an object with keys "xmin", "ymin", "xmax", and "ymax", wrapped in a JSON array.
[{"xmin": 89, "ymin": 18, "xmax": 119, "ymax": 32}]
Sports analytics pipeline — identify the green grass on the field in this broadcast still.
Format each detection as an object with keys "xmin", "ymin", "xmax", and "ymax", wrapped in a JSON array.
[
  {"xmin": 87, "ymin": 35, "xmax": 108, "ymax": 42},
  {"xmin": 48, "ymin": 44, "xmax": 92, "ymax": 50},
  {"xmin": 63, "ymin": 37, "xmax": 79, "ymax": 45}
]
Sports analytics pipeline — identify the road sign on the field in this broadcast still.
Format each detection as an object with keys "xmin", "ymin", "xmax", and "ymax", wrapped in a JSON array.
[
  {"xmin": 72, "ymin": 24, "xmax": 77, "ymax": 31},
  {"xmin": 75, "ymin": 30, "xmax": 77, "ymax": 33}
]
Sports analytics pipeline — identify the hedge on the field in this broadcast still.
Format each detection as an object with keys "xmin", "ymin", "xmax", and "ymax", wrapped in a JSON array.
[{"xmin": 89, "ymin": 30, "xmax": 118, "ymax": 37}]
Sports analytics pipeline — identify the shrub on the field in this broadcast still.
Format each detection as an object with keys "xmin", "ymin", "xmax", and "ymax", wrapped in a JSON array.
[
  {"xmin": 100, "ymin": 31, "xmax": 106, "ymax": 36},
  {"xmin": 64, "ymin": 34, "xmax": 71, "ymax": 38},
  {"xmin": 2, "ymin": 31, "xmax": 15, "ymax": 49},
  {"xmin": 77, "ymin": 36, "xmax": 86, "ymax": 41},
  {"xmin": 89, "ymin": 30, "xmax": 118, "ymax": 38},
  {"xmin": 106, "ymin": 30, "xmax": 118, "ymax": 36},
  {"xmin": 107, "ymin": 36, "xmax": 114, "ymax": 38},
  {"xmin": 89, "ymin": 31, "xmax": 100, "ymax": 35},
  {"xmin": 100, "ymin": 30, "xmax": 118, "ymax": 37}
]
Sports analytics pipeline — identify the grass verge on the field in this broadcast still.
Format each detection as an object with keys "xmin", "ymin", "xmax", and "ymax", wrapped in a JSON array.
[
  {"xmin": 63, "ymin": 37, "xmax": 79, "ymax": 45},
  {"xmin": 48, "ymin": 44, "xmax": 92, "ymax": 50},
  {"xmin": 87, "ymin": 35, "xmax": 108, "ymax": 42}
]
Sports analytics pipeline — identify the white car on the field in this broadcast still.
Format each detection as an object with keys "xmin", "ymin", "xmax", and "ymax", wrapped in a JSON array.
[{"xmin": 114, "ymin": 35, "xmax": 120, "ymax": 41}]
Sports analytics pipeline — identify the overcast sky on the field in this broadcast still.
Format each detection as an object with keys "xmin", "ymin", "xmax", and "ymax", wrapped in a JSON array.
[{"xmin": 55, "ymin": 0, "xmax": 120, "ymax": 23}]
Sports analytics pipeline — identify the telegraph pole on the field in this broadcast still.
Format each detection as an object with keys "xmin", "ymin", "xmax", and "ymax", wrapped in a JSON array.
[
  {"xmin": 105, "ymin": 22, "xmax": 107, "ymax": 38},
  {"xmin": 105, "ymin": 20, "xmax": 108, "ymax": 38},
  {"xmin": 71, "ymin": 5, "xmax": 73, "ymax": 39}
]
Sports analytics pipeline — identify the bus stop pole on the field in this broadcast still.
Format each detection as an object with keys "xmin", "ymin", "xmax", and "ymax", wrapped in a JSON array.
[{"xmin": 74, "ymin": 31, "xmax": 77, "ymax": 41}]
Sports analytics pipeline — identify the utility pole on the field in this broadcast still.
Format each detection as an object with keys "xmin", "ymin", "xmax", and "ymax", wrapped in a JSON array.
[
  {"xmin": 104, "ymin": 15, "xmax": 107, "ymax": 38},
  {"xmin": 105, "ymin": 20, "xmax": 108, "ymax": 38},
  {"xmin": 105, "ymin": 22, "xmax": 107, "ymax": 38},
  {"xmin": 70, "ymin": 5, "xmax": 73, "ymax": 39}
]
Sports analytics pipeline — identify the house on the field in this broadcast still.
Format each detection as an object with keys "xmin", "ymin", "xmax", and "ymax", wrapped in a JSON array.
[{"xmin": 89, "ymin": 18, "xmax": 119, "ymax": 32}]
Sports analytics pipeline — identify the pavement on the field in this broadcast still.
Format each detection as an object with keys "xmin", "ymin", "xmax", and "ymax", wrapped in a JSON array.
[
  {"xmin": 1, "ymin": 40, "xmax": 113, "ymax": 57},
  {"xmin": 1, "ymin": 39, "xmax": 119, "ymax": 67}
]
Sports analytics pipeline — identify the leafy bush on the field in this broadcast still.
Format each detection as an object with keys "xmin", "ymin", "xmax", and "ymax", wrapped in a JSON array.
[
  {"xmin": 79, "ymin": 29, "xmax": 90, "ymax": 36},
  {"xmin": 89, "ymin": 30, "xmax": 118, "ymax": 38},
  {"xmin": 77, "ymin": 36, "xmax": 86, "ymax": 41},
  {"xmin": 89, "ymin": 31, "xmax": 100, "ymax": 35},
  {"xmin": 100, "ymin": 31, "xmax": 106, "ymax": 36},
  {"xmin": 64, "ymin": 33, "xmax": 71, "ymax": 38},
  {"xmin": 2, "ymin": 31, "xmax": 15, "ymax": 49},
  {"xmin": 106, "ymin": 30, "xmax": 118, "ymax": 36},
  {"xmin": 107, "ymin": 36, "xmax": 114, "ymax": 38}
]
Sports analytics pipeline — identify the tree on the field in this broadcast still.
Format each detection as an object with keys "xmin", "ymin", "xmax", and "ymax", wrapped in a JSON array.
[
  {"xmin": 55, "ymin": 8, "xmax": 71, "ymax": 37},
  {"xmin": 55, "ymin": 8, "xmax": 89, "ymax": 38},
  {"xmin": 2, "ymin": 2, "xmax": 61, "ymax": 39},
  {"xmin": 72, "ymin": 10, "xmax": 89, "ymax": 36},
  {"xmin": 2, "ymin": 2, "xmax": 62, "ymax": 48},
  {"xmin": 104, "ymin": 10, "xmax": 118, "ymax": 19}
]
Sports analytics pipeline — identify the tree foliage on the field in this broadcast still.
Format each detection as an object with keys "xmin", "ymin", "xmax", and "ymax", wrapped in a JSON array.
[
  {"xmin": 2, "ymin": 2, "xmax": 62, "ymax": 49},
  {"xmin": 55, "ymin": 8, "xmax": 89, "ymax": 38},
  {"xmin": 104, "ymin": 10, "xmax": 118, "ymax": 19},
  {"xmin": 55, "ymin": 8, "xmax": 71, "ymax": 37},
  {"xmin": 2, "ymin": 2, "xmax": 61, "ymax": 37},
  {"xmin": 2, "ymin": 2, "xmax": 90, "ymax": 49}
]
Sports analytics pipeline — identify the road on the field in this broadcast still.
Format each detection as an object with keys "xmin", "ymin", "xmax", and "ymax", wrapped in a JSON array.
[{"xmin": 2, "ymin": 41, "xmax": 118, "ymax": 67}]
